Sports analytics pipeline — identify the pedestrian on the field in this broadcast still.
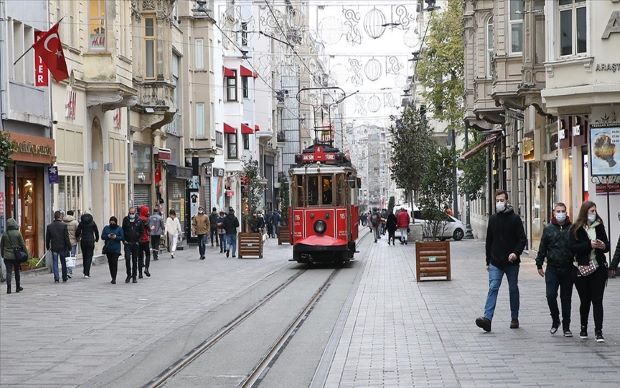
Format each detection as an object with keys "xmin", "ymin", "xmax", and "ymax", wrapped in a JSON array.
[
  {"xmin": 272, "ymin": 210, "xmax": 281, "ymax": 237},
  {"xmin": 165, "ymin": 209, "xmax": 183, "ymax": 259},
  {"xmin": 380, "ymin": 208, "xmax": 388, "ymax": 235},
  {"xmin": 148, "ymin": 206, "xmax": 165, "ymax": 261},
  {"xmin": 1, "ymin": 218, "xmax": 28, "ymax": 293},
  {"xmin": 265, "ymin": 211, "xmax": 274, "ymax": 238},
  {"xmin": 475, "ymin": 190, "xmax": 527, "ymax": 332},
  {"xmin": 46, "ymin": 210, "xmax": 71, "ymax": 283},
  {"xmin": 75, "ymin": 211, "xmax": 99, "ymax": 279},
  {"xmin": 63, "ymin": 210, "xmax": 78, "ymax": 277},
  {"xmin": 209, "ymin": 207, "xmax": 219, "ymax": 247},
  {"xmin": 122, "ymin": 207, "xmax": 144, "ymax": 283},
  {"xmin": 370, "ymin": 209, "xmax": 381, "ymax": 243},
  {"xmin": 568, "ymin": 201, "xmax": 609, "ymax": 343},
  {"xmin": 223, "ymin": 207, "xmax": 240, "ymax": 258},
  {"xmin": 610, "ymin": 234, "xmax": 620, "ymax": 279},
  {"xmin": 217, "ymin": 211, "xmax": 227, "ymax": 253},
  {"xmin": 397, "ymin": 207, "xmax": 411, "ymax": 244},
  {"xmin": 101, "ymin": 216, "xmax": 124, "ymax": 284},
  {"xmin": 535, "ymin": 202, "xmax": 576, "ymax": 337},
  {"xmin": 137, "ymin": 206, "xmax": 151, "ymax": 277},
  {"xmin": 192, "ymin": 206, "xmax": 210, "ymax": 260},
  {"xmin": 386, "ymin": 210, "xmax": 397, "ymax": 245}
]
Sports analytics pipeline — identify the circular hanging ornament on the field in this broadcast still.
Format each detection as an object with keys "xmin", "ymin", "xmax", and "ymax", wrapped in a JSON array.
[
  {"xmin": 363, "ymin": 8, "xmax": 386, "ymax": 40},
  {"xmin": 403, "ymin": 28, "xmax": 420, "ymax": 48},
  {"xmin": 364, "ymin": 58, "xmax": 382, "ymax": 82},
  {"xmin": 319, "ymin": 16, "xmax": 343, "ymax": 45},
  {"xmin": 368, "ymin": 95, "xmax": 381, "ymax": 113}
]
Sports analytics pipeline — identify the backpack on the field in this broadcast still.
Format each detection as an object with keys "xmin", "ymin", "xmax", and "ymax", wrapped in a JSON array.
[{"xmin": 371, "ymin": 213, "xmax": 380, "ymax": 226}]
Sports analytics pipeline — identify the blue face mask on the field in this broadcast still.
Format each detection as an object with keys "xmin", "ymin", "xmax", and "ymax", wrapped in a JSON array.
[{"xmin": 555, "ymin": 212, "xmax": 567, "ymax": 223}]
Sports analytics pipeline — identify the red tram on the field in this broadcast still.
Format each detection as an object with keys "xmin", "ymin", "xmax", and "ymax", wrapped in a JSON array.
[{"xmin": 289, "ymin": 144, "xmax": 360, "ymax": 264}]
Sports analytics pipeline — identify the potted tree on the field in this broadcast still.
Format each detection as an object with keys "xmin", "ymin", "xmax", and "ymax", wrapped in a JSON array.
[{"xmin": 238, "ymin": 159, "xmax": 265, "ymax": 258}]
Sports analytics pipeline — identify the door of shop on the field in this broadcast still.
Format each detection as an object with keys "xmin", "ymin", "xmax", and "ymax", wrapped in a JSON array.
[{"xmin": 5, "ymin": 168, "xmax": 42, "ymax": 257}]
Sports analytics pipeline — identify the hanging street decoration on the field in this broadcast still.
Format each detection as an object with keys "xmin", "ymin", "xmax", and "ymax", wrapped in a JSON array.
[
  {"xmin": 343, "ymin": 8, "xmax": 362, "ymax": 46},
  {"xmin": 363, "ymin": 7, "xmax": 387, "ymax": 39},
  {"xmin": 364, "ymin": 58, "xmax": 382, "ymax": 82},
  {"xmin": 318, "ymin": 16, "xmax": 343, "ymax": 45},
  {"xmin": 348, "ymin": 59, "xmax": 364, "ymax": 86},
  {"xmin": 367, "ymin": 95, "xmax": 381, "ymax": 113},
  {"xmin": 386, "ymin": 56, "xmax": 402, "ymax": 75}
]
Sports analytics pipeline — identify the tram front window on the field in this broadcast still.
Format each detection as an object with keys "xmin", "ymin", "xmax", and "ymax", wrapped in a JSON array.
[
  {"xmin": 307, "ymin": 176, "xmax": 319, "ymax": 205},
  {"xmin": 322, "ymin": 176, "xmax": 333, "ymax": 205}
]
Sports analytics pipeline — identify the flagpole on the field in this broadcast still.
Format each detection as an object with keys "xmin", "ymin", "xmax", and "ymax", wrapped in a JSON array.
[{"xmin": 13, "ymin": 17, "xmax": 64, "ymax": 66}]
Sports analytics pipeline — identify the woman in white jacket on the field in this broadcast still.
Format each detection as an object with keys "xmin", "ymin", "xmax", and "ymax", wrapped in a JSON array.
[{"xmin": 165, "ymin": 209, "xmax": 183, "ymax": 259}]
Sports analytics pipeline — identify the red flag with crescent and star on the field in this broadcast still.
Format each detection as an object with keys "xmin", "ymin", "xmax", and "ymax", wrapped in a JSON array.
[{"xmin": 33, "ymin": 21, "xmax": 69, "ymax": 82}]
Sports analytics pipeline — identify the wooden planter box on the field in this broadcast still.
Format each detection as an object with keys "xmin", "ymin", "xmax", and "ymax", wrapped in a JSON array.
[
  {"xmin": 277, "ymin": 227, "xmax": 290, "ymax": 245},
  {"xmin": 238, "ymin": 232, "xmax": 263, "ymax": 258},
  {"xmin": 415, "ymin": 240, "xmax": 451, "ymax": 281}
]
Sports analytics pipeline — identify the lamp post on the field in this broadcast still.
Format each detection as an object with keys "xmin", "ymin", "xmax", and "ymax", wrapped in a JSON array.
[{"xmin": 464, "ymin": 126, "xmax": 474, "ymax": 239}]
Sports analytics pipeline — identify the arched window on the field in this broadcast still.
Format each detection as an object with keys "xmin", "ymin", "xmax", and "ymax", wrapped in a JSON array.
[{"xmin": 486, "ymin": 17, "xmax": 494, "ymax": 79}]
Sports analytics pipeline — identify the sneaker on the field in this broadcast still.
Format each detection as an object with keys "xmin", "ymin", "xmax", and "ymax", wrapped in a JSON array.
[
  {"xmin": 125, "ymin": 276, "xmax": 131, "ymax": 284},
  {"xmin": 232, "ymin": 254, "xmax": 236, "ymax": 258},
  {"xmin": 510, "ymin": 319, "xmax": 519, "ymax": 329},
  {"xmin": 16, "ymin": 287, "xmax": 23, "ymax": 293},
  {"xmin": 475, "ymin": 317, "xmax": 492, "ymax": 332},
  {"xmin": 563, "ymin": 330, "xmax": 573, "ymax": 337},
  {"xmin": 144, "ymin": 269, "xmax": 151, "ymax": 277},
  {"xmin": 171, "ymin": 254, "xmax": 174, "ymax": 259},
  {"xmin": 139, "ymin": 274, "xmax": 143, "ymax": 279},
  {"xmin": 226, "ymin": 250, "xmax": 230, "ymax": 258},
  {"xmin": 595, "ymin": 331, "xmax": 605, "ymax": 343},
  {"xmin": 84, "ymin": 275, "xmax": 89, "ymax": 279},
  {"xmin": 200, "ymin": 256, "xmax": 205, "ymax": 260},
  {"xmin": 550, "ymin": 321, "xmax": 560, "ymax": 335},
  {"xmin": 132, "ymin": 278, "xmax": 137, "ymax": 283},
  {"xmin": 580, "ymin": 327, "xmax": 588, "ymax": 339},
  {"xmin": 111, "ymin": 279, "xmax": 116, "ymax": 284}
]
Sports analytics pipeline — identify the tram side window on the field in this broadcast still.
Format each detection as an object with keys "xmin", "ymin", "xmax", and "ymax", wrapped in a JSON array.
[
  {"xmin": 335, "ymin": 174, "xmax": 347, "ymax": 206},
  {"xmin": 295, "ymin": 175, "xmax": 304, "ymax": 207},
  {"xmin": 322, "ymin": 176, "xmax": 333, "ymax": 205},
  {"xmin": 307, "ymin": 175, "xmax": 319, "ymax": 206}
]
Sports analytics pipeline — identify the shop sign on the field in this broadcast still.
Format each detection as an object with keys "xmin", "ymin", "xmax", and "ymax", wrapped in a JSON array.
[
  {"xmin": 7, "ymin": 132, "xmax": 55, "ymax": 165},
  {"xmin": 34, "ymin": 31, "xmax": 48, "ymax": 86},
  {"xmin": 589, "ymin": 124, "xmax": 620, "ymax": 176},
  {"xmin": 212, "ymin": 167, "xmax": 225, "ymax": 177},
  {"xmin": 595, "ymin": 63, "xmax": 620, "ymax": 73},
  {"xmin": 523, "ymin": 132, "xmax": 535, "ymax": 162},
  {"xmin": 602, "ymin": 11, "xmax": 620, "ymax": 39},
  {"xmin": 596, "ymin": 183, "xmax": 620, "ymax": 195},
  {"xmin": 48, "ymin": 166, "xmax": 59, "ymax": 184}
]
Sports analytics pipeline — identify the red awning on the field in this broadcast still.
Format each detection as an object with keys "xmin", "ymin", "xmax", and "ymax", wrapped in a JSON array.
[
  {"xmin": 223, "ymin": 123, "xmax": 236, "ymax": 134},
  {"xmin": 223, "ymin": 66, "xmax": 235, "ymax": 78},
  {"xmin": 240, "ymin": 65, "xmax": 253, "ymax": 77},
  {"xmin": 254, "ymin": 124, "xmax": 260, "ymax": 132},
  {"xmin": 459, "ymin": 135, "xmax": 500, "ymax": 160},
  {"xmin": 241, "ymin": 123, "xmax": 254, "ymax": 134}
]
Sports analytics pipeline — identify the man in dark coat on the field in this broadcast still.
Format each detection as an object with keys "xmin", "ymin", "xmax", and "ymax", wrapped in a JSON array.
[
  {"xmin": 122, "ymin": 207, "xmax": 144, "ymax": 283},
  {"xmin": 46, "ymin": 211, "xmax": 71, "ymax": 283},
  {"xmin": 75, "ymin": 212, "xmax": 99, "ymax": 278},
  {"xmin": 475, "ymin": 190, "xmax": 527, "ymax": 332},
  {"xmin": 223, "ymin": 208, "xmax": 240, "ymax": 258}
]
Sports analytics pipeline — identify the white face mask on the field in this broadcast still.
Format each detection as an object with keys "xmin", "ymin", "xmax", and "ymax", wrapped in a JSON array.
[
  {"xmin": 555, "ymin": 212, "xmax": 567, "ymax": 223},
  {"xmin": 496, "ymin": 202, "xmax": 506, "ymax": 213},
  {"xmin": 587, "ymin": 213, "xmax": 597, "ymax": 223}
]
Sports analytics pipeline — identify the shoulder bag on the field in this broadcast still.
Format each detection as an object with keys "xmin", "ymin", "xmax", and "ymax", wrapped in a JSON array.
[{"xmin": 6, "ymin": 233, "xmax": 28, "ymax": 263}]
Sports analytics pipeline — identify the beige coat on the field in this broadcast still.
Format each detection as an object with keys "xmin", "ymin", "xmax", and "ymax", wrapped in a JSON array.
[{"xmin": 192, "ymin": 213, "xmax": 210, "ymax": 235}]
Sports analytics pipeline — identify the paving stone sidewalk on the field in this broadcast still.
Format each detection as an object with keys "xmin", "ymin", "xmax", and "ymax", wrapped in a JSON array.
[{"xmin": 324, "ymin": 239, "xmax": 620, "ymax": 388}]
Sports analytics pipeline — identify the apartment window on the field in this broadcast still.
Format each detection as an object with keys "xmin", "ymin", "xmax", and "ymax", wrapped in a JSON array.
[
  {"xmin": 169, "ymin": 54, "xmax": 181, "ymax": 136},
  {"xmin": 559, "ymin": 0, "xmax": 587, "ymax": 56},
  {"xmin": 226, "ymin": 70, "xmax": 238, "ymax": 101},
  {"xmin": 486, "ymin": 17, "xmax": 494, "ymax": 78},
  {"xmin": 196, "ymin": 103, "xmax": 205, "ymax": 138},
  {"xmin": 227, "ymin": 133, "xmax": 238, "ymax": 159},
  {"xmin": 243, "ymin": 133, "xmax": 250, "ymax": 150},
  {"xmin": 216, "ymin": 131, "xmax": 223, "ymax": 148},
  {"xmin": 241, "ymin": 22, "xmax": 248, "ymax": 46},
  {"xmin": 242, "ymin": 76, "xmax": 249, "ymax": 99},
  {"xmin": 509, "ymin": 0, "xmax": 523, "ymax": 54},
  {"xmin": 88, "ymin": 0, "xmax": 106, "ymax": 51},
  {"xmin": 145, "ymin": 17, "xmax": 156, "ymax": 78},
  {"xmin": 195, "ymin": 38, "xmax": 204, "ymax": 69}
]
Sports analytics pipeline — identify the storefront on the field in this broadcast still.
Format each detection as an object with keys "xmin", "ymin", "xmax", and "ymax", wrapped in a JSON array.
[
  {"xmin": 133, "ymin": 142, "xmax": 153, "ymax": 209},
  {"xmin": 166, "ymin": 164, "xmax": 192, "ymax": 235},
  {"xmin": 4, "ymin": 132, "xmax": 55, "ymax": 258}
]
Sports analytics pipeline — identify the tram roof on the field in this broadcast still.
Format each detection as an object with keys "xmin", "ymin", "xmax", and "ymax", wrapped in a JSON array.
[{"xmin": 289, "ymin": 165, "xmax": 356, "ymax": 175}]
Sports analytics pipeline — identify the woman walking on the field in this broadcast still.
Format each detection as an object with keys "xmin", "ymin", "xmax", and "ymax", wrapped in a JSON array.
[
  {"xmin": 75, "ymin": 212, "xmax": 99, "ymax": 278},
  {"xmin": 165, "ymin": 209, "xmax": 183, "ymax": 259},
  {"xmin": 568, "ymin": 201, "xmax": 610, "ymax": 343},
  {"xmin": 386, "ymin": 210, "xmax": 397, "ymax": 245},
  {"xmin": 101, "ymin": 217, "xmax": 124, "ymax": 284},
  {"xmin": 1, "ymin": 218, "xmax": 28, "ymax": 294}
]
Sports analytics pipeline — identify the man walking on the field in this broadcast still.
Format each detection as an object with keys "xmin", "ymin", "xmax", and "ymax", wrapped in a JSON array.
[
  {"xmin": 209, "ymin": 207, "xmax": 219, "ymax": 247},
  {"xmin": 476, "ymin": 190, "xmax": 527, "ymax": 332},
  {"xmin": 122, "ymin": 208, "xmax": 144, "ymax": 283},
  {"xmin": 223, "ymin": 207, "xmax": 240, "ymax": 258},
  {"xmin": 397, "ymin": 207, "xmax": 411, "ymax": 245},
  {"xmin": 370, "ymin": 208, "xmax": 381, "ymax": 243},
  {"xmin": 148, "ymin": 206, "xmax": 165, "ymax": 261},
  {"xmin": 46, "ymin": 211, "xmax": 71, "ymax": 283},
  {"xmin": 272, "ymin": 210, "xmax": 281, "ymax": 238},
  {"xmin": 536, "ymin": 202, "xmax": 576, "ymax": 337},
  {"xmin": 192, "ymin": 206, "xmax": 210, "ymax": 260},
  {"xmin": 138, "ymin": 206, "xmax": 151, "ymax": 277}
]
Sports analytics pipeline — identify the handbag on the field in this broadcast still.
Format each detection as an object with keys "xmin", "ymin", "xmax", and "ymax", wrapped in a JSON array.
[
  {"xmin": 577, "ymin": 260, "xmax": 597, "ymax": 277},
  {"xmin": 66, "ymin": 255, "xmax": 76, "ymax": 269},
  {"xmin": 102, "ymin": 241, "xmax": 108, "ymax": 255},
  {"xmin": 6, "ymin": 233, "xmax": 28, "ymax": 263}
]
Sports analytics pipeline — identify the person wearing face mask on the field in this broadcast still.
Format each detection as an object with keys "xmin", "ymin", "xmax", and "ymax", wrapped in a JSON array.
[
  {"xmin": 568, "ymin": 201, "xmax": 609, "ymax": 343},
  {"xmin": 535, "ymin": 202, "xmax": 576, "ymax": 337},
  {"xmin": 101, "ymin": 217, "xmax": 124, "ymax": 284},
  {"xmin": 475, "ymin": 190, "xmax": 527, "ymax": 333},
  {"xmin": 122, "ymin": 207, "xmax": 144, "ymax": 283},
  {"xmin": 192, "ymin": 206, "xmax": 210, "ymax": 260}
]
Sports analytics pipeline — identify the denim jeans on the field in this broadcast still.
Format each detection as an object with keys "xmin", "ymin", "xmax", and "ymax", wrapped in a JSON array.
[
  {"xmin": 484, "ymin": 264, "xmax": 520, "ymax": 320},
  {"xmin": 545, "ymin": 266, "xmax": 575, "ymax": 330},
  {"xmin": 226, "ymin": 233, "xmax": 237, "ymax": 256},
  {"xmin": 219, "ymin": 233, "xmax": 227, "ymax": 252},
  {"xmin": 197, "ymin": 234, "xmax": 207, "ymax": 257},
  {"xmin": 52, "ymin": 251, "xmax": 68, "ymax": 281}
]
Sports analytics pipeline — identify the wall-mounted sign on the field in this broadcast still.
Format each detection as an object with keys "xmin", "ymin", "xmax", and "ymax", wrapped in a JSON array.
[
  {"xmin": 595, "ymin": 63, "xmax": 620, "ymax": 72},
  {"xmin": 590, "ymin": 124, "xmax": 620, "ymax": 176},
  {"xmin": 7, "ymin": 132, "xmax": 55, "ymax": 165},
  {"xmin": 48, "ymin": 166, "xmax": 59, "ymax": 184},
  {"xmin": 34, "ymin": 31, "xmax": 48, "ymax": 86},
  {"xmin": 523, "ymin": 132, "xmax": 535, "ymax": 162},
  {"xmin": 602, "ymin": 11, "xmax": 620, "ymax": 39}
]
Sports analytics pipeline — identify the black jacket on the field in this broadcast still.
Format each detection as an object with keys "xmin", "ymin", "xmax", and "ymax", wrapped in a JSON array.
[
  {"xmin": 386, "ymin": 213, "xmax": 397, "ymax": 232},
  {"xmin": 535, "ymin": 217, "xmax": 573, "ymax": 269},
  {"xmin": 485, "ymin": 206, "xmax": 527, "ymax": 267},
  {"xmin": 611, "ymin": 234, "xmax": 620, "ymax": 271},
  {"xmin": 223, "ymin": 214, "xmax": 240, "ymax": 234},
  {"xmin": 568, "ymin": 221, "xmax": 609, "ymax": 267},
  {"xmin": 46, "ymin": 219, "xmax": 71, "ymax": 253},
  {"xmin": 75, "ymin": 213, "xmax": 99, "ymax": 244},
  {"xmin": 122, "ymin": 216, "xmax": 144, "ymax": 243},
  {"xmin": 209, "ymin": 212, "xmax": 219, "ymax": 230}
]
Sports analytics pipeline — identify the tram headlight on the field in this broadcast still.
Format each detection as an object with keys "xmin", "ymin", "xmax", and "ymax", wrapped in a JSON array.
[{"xmin": 314, "ymin": 220, "xmax": 327, "ymax": 234}]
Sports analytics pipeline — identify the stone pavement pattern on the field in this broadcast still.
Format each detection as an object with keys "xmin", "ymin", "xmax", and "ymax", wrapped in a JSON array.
[{"xmin": 324, "ymin": 239, "xmax": 620, "ymax": 388}]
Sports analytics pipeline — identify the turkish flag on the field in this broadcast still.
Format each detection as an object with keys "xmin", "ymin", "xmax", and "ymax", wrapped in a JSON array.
[{"xmin": 33, "ymin": 21, "xmax": 69, "ymax": 82}]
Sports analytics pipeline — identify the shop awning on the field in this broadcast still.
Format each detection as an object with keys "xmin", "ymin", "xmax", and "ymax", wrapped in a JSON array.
[
  {"xmin": 240, "ymin": 65, "xmax": 253, "ymax": 77},
  {"xmin": 223, "ymin": 123, "xmax": 237, "ymax": 134},
  {"xmin": 254, "ymin": 124, "xmax": 260, "ymax": 132},
  {"xmin": 241, "ymin": 123, "xmax": 254, "ymax": 134},
  {"xmin": 154, "ymin": 147, "xmax": 171, "ymax": 161},
  {"xmin": 223, "ymin": 66, "xmax": 235, "ymax": 78},
  {"xmin": 459, "ymin": 135, "xmax": 500, "ymax": 161}
]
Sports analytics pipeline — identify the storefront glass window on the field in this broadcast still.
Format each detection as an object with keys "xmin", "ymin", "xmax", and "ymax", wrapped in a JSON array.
[{"xmin": 133, "ymin": 143, "xmax": 152, "ymax": 184}]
